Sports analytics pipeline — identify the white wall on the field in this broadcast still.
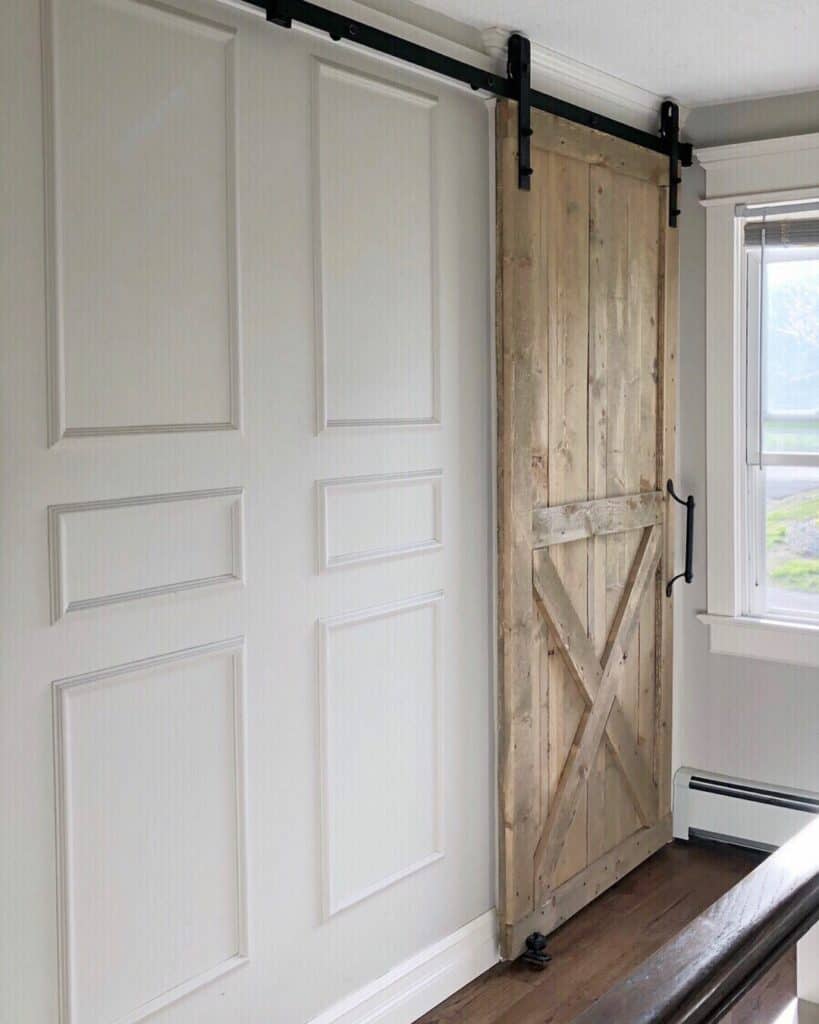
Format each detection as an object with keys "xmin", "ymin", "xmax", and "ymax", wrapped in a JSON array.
[
  {"xmin": 685, "ymin": 90, "xmax": 819, "ymax": 149},
  {"xmin": 677, "ymin": 94, "xmax": 819, "ymax": 1009},
  {"xmin": 674, "ymin": 108, "xmax": 819, "ymax": 797}
]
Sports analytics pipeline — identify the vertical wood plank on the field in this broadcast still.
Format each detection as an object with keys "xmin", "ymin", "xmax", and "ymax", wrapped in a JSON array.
[
  {"xmin": 657, "ymin": 188, "xmax": 679, "ymax": 817},
  {"xmin": 588, "ymin": 173, "xmax": 662, "ymax": 857},
  {"xmin": 541, "ymin": 149, "xmax": 591, "ymax": 895},
  {"xmin": 618, "ymin": 178, "xmax": 660, "ymax": 839},
  {"xmin": 531, "ymin": 145, "xmax": 551, "ymax": 840},
  {"xmin": 586, "ymin": 165, "xmax": 613, "ymax": 863},
  {"xmin": 608, "ymin": 173, "xmax": 644, "ymax": 853},
  {"xmin": 636, "ymin": 184, "xmax": 661, "ymax": 799},
  {"xmin": 496, "ymin": 101, "xmax": 539, "ymax": 938},
  {"xmin": 588, "ymin": 167, "xmax": 641, "ymax": 859}
]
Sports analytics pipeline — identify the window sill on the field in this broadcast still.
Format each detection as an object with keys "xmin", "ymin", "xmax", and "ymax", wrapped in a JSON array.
[{"xmin": 698, "ymin": 612, "xmax": 819, "ymax": 668}]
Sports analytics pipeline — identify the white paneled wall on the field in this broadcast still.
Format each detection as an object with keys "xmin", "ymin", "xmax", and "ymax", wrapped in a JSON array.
[
  {"xmin": 43, "ymin": 0, "xmax": 241, "ymax": 440},
  {"xmin": 317, "ymin": 471, "xmax": 443, "ymax": 570},
  {"xmin": 314, "ymin": 61, "xmax": 439, "ymax": 429},
  {"xmin": 319, "ymin": 593, "xmax": 443, "ymax": 916},
  {"xmin": 0, "ymin": 2, "xmax": 495, "ymax": 1023},
  {"xmin": 53, "ymin": 641, "xmax": 248, "ymax": 1024},
  {"xmin": 48, "ymin": 488, "xmax": 244, "ymax": 620}
]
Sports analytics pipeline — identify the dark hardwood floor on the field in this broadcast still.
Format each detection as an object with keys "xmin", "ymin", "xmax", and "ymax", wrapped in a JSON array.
[{"xmin": 416, "ymin": 840, "xmax": 797, "ymax": 1024}]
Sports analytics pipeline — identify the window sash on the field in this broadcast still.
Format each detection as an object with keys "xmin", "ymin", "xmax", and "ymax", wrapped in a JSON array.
[
  {"xmin": 758, "ymin": 451, "xmax": 819, "ymax": 467},
  {"xmin": 742, "ymin": 230, "xmax": 819, "ymax": 622},
  {"xmin": 745, "ymin": 247, "xmax": 763, "ymax": 467},
  {"xmin": 744, "ymin": 465, "xmax": 819, "ymax": 622},
  {"xmin": 744, "ymin": 243, "xmax": 819, "ymax": 468}
]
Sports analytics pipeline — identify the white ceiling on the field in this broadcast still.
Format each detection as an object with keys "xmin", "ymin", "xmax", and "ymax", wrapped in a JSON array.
[{"xmin": 414, "ymin": 0, "xmax": 819, "ymax": 107}]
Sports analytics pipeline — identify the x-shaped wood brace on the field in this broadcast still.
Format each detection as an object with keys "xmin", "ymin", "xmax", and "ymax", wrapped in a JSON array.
[{"xmin": 531, "ymin": 524, "xmax": 663, "ymax": 892}]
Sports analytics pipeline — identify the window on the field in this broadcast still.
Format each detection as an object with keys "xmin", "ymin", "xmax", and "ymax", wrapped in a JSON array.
[
  {"xmin": 699, "ymin": 136, "xmax": 819, "ymax": 666},
  {"xmin": 741, "ymin": 206, "xmax": 819, "ymax": 623}
]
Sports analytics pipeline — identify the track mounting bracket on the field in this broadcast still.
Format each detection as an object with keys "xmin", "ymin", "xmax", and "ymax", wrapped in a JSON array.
[
  {"xmin": 661, "ymin": 100, "xmax": 682, "ymax": 228},
  {"xmin": 507, "ymin": 33, "xmax": 533, "ymax": 191}
]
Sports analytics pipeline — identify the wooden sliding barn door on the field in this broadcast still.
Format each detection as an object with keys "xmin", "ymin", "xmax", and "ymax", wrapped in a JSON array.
[{"xmin": 496, "ymin": 101, "xmax": 678, "ymax": 957}]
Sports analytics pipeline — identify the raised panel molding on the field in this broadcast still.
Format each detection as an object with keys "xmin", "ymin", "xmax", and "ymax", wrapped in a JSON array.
[
  {"xmin": 318, "ymin": 593, "xmax": 444, "ymax": 917},
  {"xmin": 317, "ymin": 470, "xmax": 443, "ymax": 570},
  {"xmin": 313, "ymin": 59, "xmax": 440, "ymax": 430},
  {"xmin": 41, "ymin": 0, "xmax": 241, "ymax": 443},
  {"xmin": 53, "ymin": 638, "xmax": 249, "ymax": 1024},
  {"xmin": 48, "ymin": 487, "xmax": 244, "ymax": 622}
]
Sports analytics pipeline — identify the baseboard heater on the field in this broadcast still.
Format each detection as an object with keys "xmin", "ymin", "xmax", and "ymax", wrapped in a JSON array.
[{"xmin": 673, "ymin": 767, "xmax": 819, "ymax": 852}]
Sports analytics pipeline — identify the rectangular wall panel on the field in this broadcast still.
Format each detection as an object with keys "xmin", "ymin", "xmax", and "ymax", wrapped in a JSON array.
[
  {"xmin": 42, "ymin": 0, "xmax": 240, "ymax": 441},
  {"xmin": 319, "ymin": 593, "xmax": 444, "ymax": 916},
  {"xmin": 48, "ymin": 488, "xmax": 244, "ymax": 621},
  {"xmin": 317, "ymin": 470, "xmax": 442, "ymax": 570},
  {"xmin": 53, "ymin": 639, "xmax": 248, "ymax": 1024},
  {"xmin": 313, "ymin": 60, "xmax": 439, "ymax": 429}
]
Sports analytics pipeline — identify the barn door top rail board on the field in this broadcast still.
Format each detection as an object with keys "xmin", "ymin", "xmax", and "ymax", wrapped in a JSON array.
[{"xmin": 260, "ymin": 0, "xmax": 692, "ymax": 225}]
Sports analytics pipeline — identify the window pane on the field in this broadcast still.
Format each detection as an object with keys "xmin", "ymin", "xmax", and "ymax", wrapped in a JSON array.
[
  {"xmin": 763, "ymin": 254, "xmax": 819, "ymax": 454},
  {"xmin": 763, "ymin": 465, "xmax": 819, "ymax": 617}
]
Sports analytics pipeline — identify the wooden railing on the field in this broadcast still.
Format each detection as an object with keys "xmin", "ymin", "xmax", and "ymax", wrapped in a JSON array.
[{"xmin": 572, "ymin": 817, "xmax": 819, "ymax": 1024}]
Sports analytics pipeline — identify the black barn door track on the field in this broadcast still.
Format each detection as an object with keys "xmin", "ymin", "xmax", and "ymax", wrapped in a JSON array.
[{"xmin": 258, "ymin": 0, "xmax": 692, "ymax": 227}]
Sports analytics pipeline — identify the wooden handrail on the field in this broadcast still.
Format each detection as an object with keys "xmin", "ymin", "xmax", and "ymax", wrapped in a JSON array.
[{"xmin": 572, "ymin": 817, "xmax": 819, "ymax": 1024}]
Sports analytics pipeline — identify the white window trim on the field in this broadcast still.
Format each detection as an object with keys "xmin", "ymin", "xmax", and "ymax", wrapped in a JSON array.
[{"xmin": 698, "ymin": 132, "xmax": 819, "ymax": 666}]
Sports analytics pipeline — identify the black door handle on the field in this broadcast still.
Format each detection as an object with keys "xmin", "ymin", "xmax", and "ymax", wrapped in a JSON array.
[{"xmin": 666, "ymin": 479, "xmax": 694, "ymax": 597}]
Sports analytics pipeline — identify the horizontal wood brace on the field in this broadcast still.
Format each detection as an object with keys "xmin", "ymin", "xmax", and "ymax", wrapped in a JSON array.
[{"xmin": 532, "ymin": 490, "xmax": 664, "ymax": 547}]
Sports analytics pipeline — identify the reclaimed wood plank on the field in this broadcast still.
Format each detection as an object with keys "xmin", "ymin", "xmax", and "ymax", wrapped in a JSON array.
[
  {"xmin": 532, "ymin": 491, "xmax": 664, "ymax": 547},
  {"xmin": 534, "ymin": 526, "xmax": 662, "ymax": 891},
  {"xmin": 533, "ymin": 550, "xmax": 657, "ymax": 826},
  {"xmin": 496, "ymin": 100, "xmax": 539, "ymax": 938},
  {"xmin": 657, "ymin": 187, "xmax": 679, "ymax": 818},
  {"xmin": 539, "ymin": 146, "xmax": 592, "ymax": 892},
  {"xmin": 530, "ymin": 109, "xmax": 668, "ymax": 185}
]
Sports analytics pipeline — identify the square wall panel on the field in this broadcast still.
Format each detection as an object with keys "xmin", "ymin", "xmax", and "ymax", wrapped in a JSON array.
[
  {"xmin": 48, "ymin": 488, "xmax": 244, "ymax": 621},
  {"xmin": 319, "ymin": 594, "xmax": 443, "ymax": 916},
  {"xmin": 314, "ymin": 61, "xmax": 440, "ymax": 429},
  {"xmin": 317, "ymin": 470, "xmax": 443, "ymax": 570},
  {"xmin": 43, "ymin": 0, "xmax": 240, "ymax": 440},
  {"xmin": 53, "ymin": 640, "xmax": 248, "ymax": 1024}
]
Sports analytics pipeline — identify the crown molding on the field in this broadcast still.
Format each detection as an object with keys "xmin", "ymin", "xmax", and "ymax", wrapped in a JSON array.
[
  {"xmin": 695, "ymin": 132, "xmax": 819, "ymax": 200},
  {"xmin": 481, "ymin": 26, "xmax": 689, "ymax": 136},
  {"xmin": 696, "ymin": 131, "xmax": 819, "ymax": 167}
]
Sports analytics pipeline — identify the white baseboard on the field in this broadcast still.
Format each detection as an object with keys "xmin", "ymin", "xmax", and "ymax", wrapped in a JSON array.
[{"xmin": 308, "ymin": 911, "xmax": 498, "ymax": 1024}]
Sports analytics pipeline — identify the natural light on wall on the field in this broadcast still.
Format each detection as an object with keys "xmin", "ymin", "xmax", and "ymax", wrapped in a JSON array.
[
  {"xmin": 772, "ymin": 1000, "xmax": 799, "ymax": 1024},
  {"xmin": 742, "ymin": 203, "xmax": 819, "ymax": 623}
]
